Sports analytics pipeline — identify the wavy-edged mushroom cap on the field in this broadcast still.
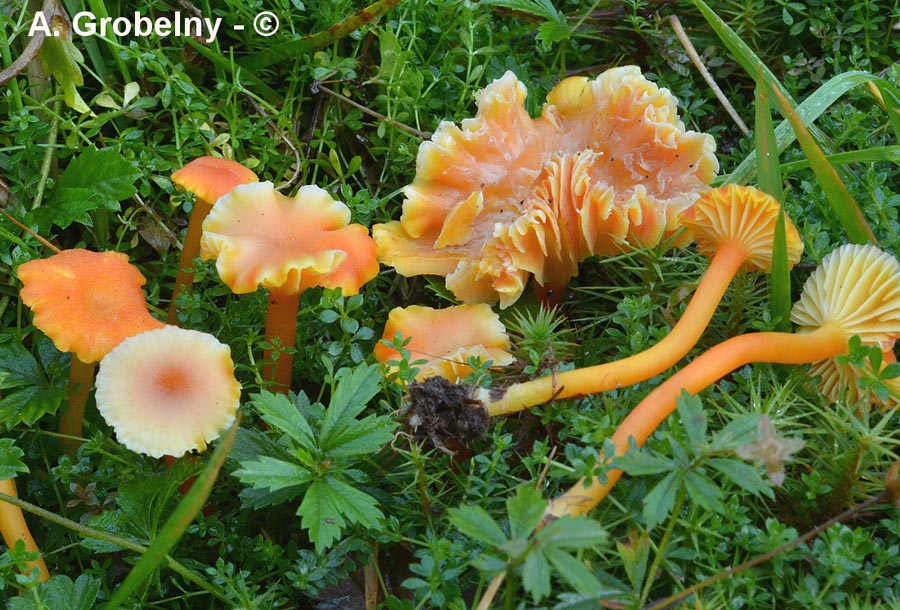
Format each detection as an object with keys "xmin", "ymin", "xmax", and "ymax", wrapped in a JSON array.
[
  {"xmin": 171, "ymin": 156, "xmax": 258, "ymax": 205},
  {"xmin": 791, "ymin": 244, "xmax": 900, "ymax": 346},
  {"xmin": 18, "ymin": 249, "xmax": 164, "ymax": 362},
  {"xmin": 679, "ymin": 184, "xmax": 804, "ymax": 272},
  {"xmin": 95, "ymin": 326, "xmax": 241, "ymax": 457},
  {"xmin": 374, "ymin": 67, "xmax": 718, "ymax": 308},
  {"xmin": 374, "ymin": 304, "xmax": 515, "ymax": 382},
  {"xmin": 200, "ymin": 182, "xmax": 379, "ymax": 295}
]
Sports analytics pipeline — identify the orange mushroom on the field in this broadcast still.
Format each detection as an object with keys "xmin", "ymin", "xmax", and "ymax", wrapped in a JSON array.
[
  {"xmin": 95, "ymin": 326, "xmax": 240, "ymax": 458},
  {"xmin": 545, "ymin": 243, "xmax": 900, "ymax": 521},
  {"xmin": 374, "ymin": 67, "xmax": 718, "ymax": 308},
  {"xmin": 375, "ymin": 304, "xmax": 514, "ymax": 382},
  {"xmin": 18, "ymin": 249, "xmax": 164, "ymax": 452},
  {"xmin": 479, "ymin": 184, "xmax": 803, "ymax": 415},
  {"xmin": 168, "ymin": 156, "xmax": 258, "ymax": 324},
  {"xmin": 201, "ymin": 182, "xmax": 379, "ymax": 392},
  {"xmin": 0, "ymin": 478, "xmax": 49, "ymax": 582}
]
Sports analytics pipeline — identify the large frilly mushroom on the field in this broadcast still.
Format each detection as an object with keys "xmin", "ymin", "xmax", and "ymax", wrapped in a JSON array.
[
  {"xmin": 374, "ymin": 304, "xmax": 514, "ymax": 382},
  {"xmin": 18, "ymin": 249, "xmax": 164, "ymax": 451},
  {"xmin": 374, "ymin": 67, "xmax": 718, "ymax": 308},
  {"xmin": 201, "ymin": 181, "xmax": 379, "ymax": 392}
]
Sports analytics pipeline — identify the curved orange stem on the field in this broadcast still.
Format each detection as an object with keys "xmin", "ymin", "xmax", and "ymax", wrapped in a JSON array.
[
  {"xmin": 0, "ymin": 478, "xmax": 49, "ymax": 582},
  {"xmin": 167, "ymin": 199, "xmax": 213, "ymax": 325},
  {"xmin": 59, "ymin": 356, "xmax": 96, "ymax": 455},
  {"xmin": 546, "ymin": 324, "xmax": 848, "ymax": 520},
  {"xmin": 262, "ymin": 289, "xmax": 301, "ymax": 394},
  {"xmin": 486, "ymin": 242, "xmax": 748, "ymax": 415}
]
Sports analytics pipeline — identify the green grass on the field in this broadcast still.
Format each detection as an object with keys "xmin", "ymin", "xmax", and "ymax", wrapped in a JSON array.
[{"xmin": 1, "ymin": 0, "xmax": 900, "ymax": 608}]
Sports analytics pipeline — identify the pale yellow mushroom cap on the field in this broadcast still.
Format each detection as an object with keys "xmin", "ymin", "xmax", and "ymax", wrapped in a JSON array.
[
  {"xmin": 201, "ymin": 182, "xmax": 379, "ymax": 296},
  {"xmin": 374, "ymin": 304, "xmax": 514, "ymax": 382},
  {"xmin": 792, "ymin": 243, "xmax": 900, "ymax": 346},
  {"xmin": 95, "ymin": 326, "xmax": 241, "ymax": 458},
  {"xmin": 374, "ymin": 67, "xmax": 718, "ymax": 308},
  {"xmin": 679, "ymin": 184, "xmax": 804, "ymax": 272}
]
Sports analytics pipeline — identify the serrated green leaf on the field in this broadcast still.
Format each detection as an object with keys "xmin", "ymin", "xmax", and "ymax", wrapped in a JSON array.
[
  {"xmin": 506, "ymin": 484, "xmax": 546, "ymax": 540},
  {"xmin": 0, "ymin": 439, "xmax": 28, "ymax": 480},
  {"xmin": 250, "ymin": 391, "xmax": 316, "ymax": 451},
  {"xmin": 449, "ymin": 504, "xmax": 508, "ymax": 548},
  {"xmin": 472, "ymin": 554, "xmax": 508, "ymax": 574},
  {"xmin": 543, "ymin": 547, "xmax": 603, "ymax": 594},
  {"xmin": 522, "ymin": 549, "xmax": 552, "ymax": 603},
  {"xmin": 537, "ymin": 516, "xmax": 607, "ymax": 550},
  {"xmin": 322, "ymin": 413, "xmax": 396, "ymax": 460},
  {"xmin": 676, "ymin": 392, "xmax": 706, "ymax": 449},
  {"xmin": 320, "ymin": 364, "xmax": 382, "ymax": 450},
  {"xmin": 642, "ymin": 472, "xmax": 680, "ymax": 529},
  {"xmin": 614, "ymin": 450, "xmax": 674, "ymax": 476},
  {"xmin": 707, "ymin": 457, "xmax": 774, "ymax": 498},
  {"xmin": 233, "ymin": 455, "xmax": 311, "ymax": 495},
  {"xmin": 297, "ymin": 476, "xmax": 383, "ymax": 552},
  {"xmin": 684, "ymin": 471, "xmax": 725, "ymax": 513},
  {"xmin": 711, "ymin": 414, "xmax": 760, "ymax": 451},
  {"xmin": 81, "ymin": 510, "xmax": 147, "ymax": 553},
  {"xmin": 38, "ymin": 23, "xmax": 90, "ymax": 114},
  {"xmin": 7, "ymin": 574, "xmax": 101, "ymax": 610}
]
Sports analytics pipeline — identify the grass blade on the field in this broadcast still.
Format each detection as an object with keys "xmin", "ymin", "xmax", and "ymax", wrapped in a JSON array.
[
  {"xmin": 768, "ymin": 84, "xmax": 876, "ymax": 245},
  {"xmin": 780, "ymin": 146, "xmax": 900, "ymax": 172},
  {"xmin": 754, "ymin": 73, "xmax": 790, "ymax": 332},
  {"xmin": 105, "ymin": 416, "xmax": 241, "ymax": 609},
  {"xmin": 238, "ymin": 0, "xmax": 404, "ymax": 71}
]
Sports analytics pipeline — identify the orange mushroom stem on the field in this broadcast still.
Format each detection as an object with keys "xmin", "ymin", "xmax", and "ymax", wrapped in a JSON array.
[
  {"xmin": 481, "ymin": 184, "xmax": 803, "ymax": 416},
  {"xmin": 201, "ymin": 182, "xmax": 379, "ymax": 393},
  {"xmin": 546, "ymin": 243, "xmax": 900, "ymax": 521},
  {"xmin": 0, "ymin": 478, "xmax": 50, "ymax": 582},
  {"xmin": 168, "ymin": 156, "xmax": 258, "ymax": 325}
]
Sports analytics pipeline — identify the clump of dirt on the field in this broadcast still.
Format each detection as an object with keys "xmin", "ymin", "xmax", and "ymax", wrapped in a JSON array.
[{"xmin": 404, "ymin": 376, "xmax": 489, "ymax": 452}]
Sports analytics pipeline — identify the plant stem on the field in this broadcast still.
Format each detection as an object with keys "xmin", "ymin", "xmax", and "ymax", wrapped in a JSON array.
[
  {"xmin": 484, "ymin": 243, "xmax": 748, "ymax": 415},
  {"xmin": 167, "ymin": 198, "xmax": 212, "ymax": 325},
  {"xmin": 0, "ymin": 479, "xmax": 49, "ymax": 582},
  {"xmin": 31, "ymin": 98, "xmax": 61, "ymax": 211},
  {"xmin": 639, "ymin": 485, "xmax": 687, "ymax": 607},
  {"xmin": 59, "ymin": 356, "xmax": 96, "ymax": 455},
  {"xmin": 0, "ymin": 490, "xmax": 230, "ymax": 603},
  {"xmin": 262, "ymin": 288, "xmax": 301, "ymax": 393},
  {"xmin": 546, "ymin": 324, "xmax": 848, "ymax": 520}
]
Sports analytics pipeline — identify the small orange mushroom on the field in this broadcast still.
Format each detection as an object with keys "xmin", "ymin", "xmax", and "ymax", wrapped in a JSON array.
[
  {"xmin": 0, "ymin": 478, "xmax": 49, "ymax": 582},
  {"xmin": 546, "ymin": 243, "xmax": 900, "ymax": 521},
  {"xmin": 18, "ymin": 249, "xmax": 164, "ymax": 452},
  {"xmin": 95, "ymin": 326, "xmax": 240, "ymax": 458},
  {"xmin": 374, "ymin": 67, "xmax": 718, "ymax": 308},
  {"xmin": 479, "ymin": 184, "xmax": 803, "ymax": 416},
  {"xmin": 201, "ymin": 182, "xmax": 379, "ymax": 392},
  {"xmin": 375, "ymin": 304, "xmax": 514, "ymax": 382},
  {"xmin": 168, "ymin": 156, "xmax": 258, "ymax": 324}
]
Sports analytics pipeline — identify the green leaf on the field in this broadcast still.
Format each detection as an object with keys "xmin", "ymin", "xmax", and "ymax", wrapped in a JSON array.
[
  {"xmin": 614, "ymin": 450, "xmax": 674, "ymax": 476},
  {"xmin": 232, "ymin": 455, "xmax": 312, "ymax": 495},
  {"xmin": 106, "ymin": 418, "xmax": 240, "ymax": 609},
  {"xmin": 37, "ymin": 23, "xmax": 89, "ymax": 114},
  {"xmin": 322, "ymin": 413, "xmax": 396, "ymax": 460},
  {"xmin": 0, "ymin": 335, "xmax": 67, "ymax": 427},
  {"xmin": 537, "ymin": 516, "xmax": 608, "ymax": 551},
  {"xmin": 711, "ymin": 414, "xmax": 760, "ymax": 451},
  {"xmin": 31, "ymin": 148, "xmax": 140, "ymax": 230},
  {"xmin": 683, "ymin": 471, "xmax": 725, "ymax": 514},
  {"xmin": 642, "ymin": 472, "xmax": 679, "ymax": 529},
  {"xmin": 7, "ymin": 574, "xmax": 101, "ymax": 610},
  {"xmin": 250, "ymin": 391, "xmax": 316, "ymax": 451},
  {"xmin": 297, "ymin": 475, "xmax": 384, "ymax": 552},
  {"xmin": 320, "ymin": 363, "xmax": 382, "ymax": 451},
  {"xmin": 543, "ymin": 547, "xmax": 603, "ymax": 595},
  {"xmin": 707, "ymin": 457, "xmax": 774, "ymax": 498},
  {"xmin": 522, "ymin": 549, "xmax": 552, "ymax": 603},
  {"xmin": 449, "ymin": 505, "xmax": 508, "ymax": 548},
  {"xmin": 506, "ymin": 484, "xmax": 546, "ymax": 540},
  {"xmin": 676, "ymin": 392, "xmax": 706, "ymax": 449},
  {"xmin": 767, "ymin": 83, "xmax": 876, "ymax": 245},
  {"xmin": 0, "ymin": 439, "xmax": 28, "ymax": 480}
]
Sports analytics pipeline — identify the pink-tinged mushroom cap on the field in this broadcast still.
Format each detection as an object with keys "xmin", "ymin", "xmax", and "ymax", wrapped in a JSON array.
[
  {"xmin": 200, "ymin": 182, "xmax": 379, "ymax": 296},
  {"xmin": 95, "ymin": 326, "xmax": 241, "ymax": 457},
  {"xmin": 374, "ymin": 67, "xmax": 717, "ymax": 308},
  {"xmin": 374, "ymin": 304, "xmax": 515, "ymax": 382},
  {"xmin": 18, "ymin": 249, "xmax": 164, "ymax": 362},
  {"xmin": 171, "ymin": 156, "xmax": 259, "ymax": 205}
]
